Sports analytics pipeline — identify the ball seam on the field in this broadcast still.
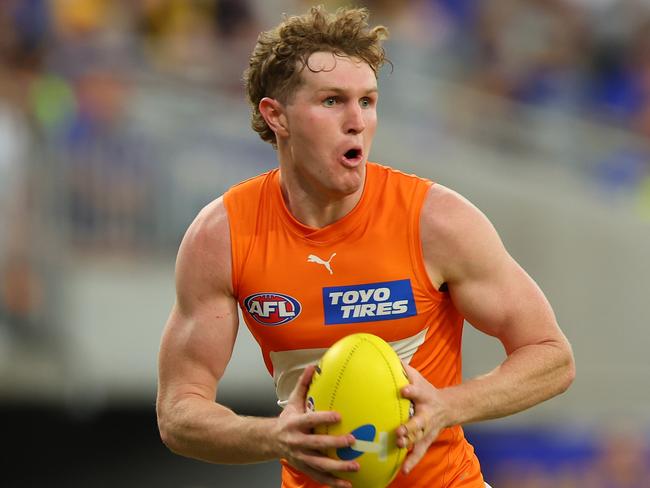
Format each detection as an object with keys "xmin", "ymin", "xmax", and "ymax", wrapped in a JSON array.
[
  {"xmin": 364, "ymin": 336, "xmax": 405, "ymax": 481},
  {"xmin": 326, "ymin": 339, "xmax": 363, "ymax": 434}
]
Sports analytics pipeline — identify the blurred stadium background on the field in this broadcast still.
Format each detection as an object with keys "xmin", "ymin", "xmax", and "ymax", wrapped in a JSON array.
[{"xmin": 2, "ymin": 0, "xmax": 650, "ymax": 486}]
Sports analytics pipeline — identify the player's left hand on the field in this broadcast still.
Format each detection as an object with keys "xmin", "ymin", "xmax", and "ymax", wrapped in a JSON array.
[{"xmin": 395, "ymin": 363, "xmax": 449, "ymax": 475}]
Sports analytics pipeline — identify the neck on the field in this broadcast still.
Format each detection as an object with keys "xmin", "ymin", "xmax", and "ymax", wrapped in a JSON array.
[{"xmin": 278, "ymin": 166, "xmax": 365, "ymax": 229}]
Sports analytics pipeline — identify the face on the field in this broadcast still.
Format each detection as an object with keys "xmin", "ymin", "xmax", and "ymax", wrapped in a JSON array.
[{"xmin": 276, "ymin": 51, "xmax": 378, "ymax": 199}]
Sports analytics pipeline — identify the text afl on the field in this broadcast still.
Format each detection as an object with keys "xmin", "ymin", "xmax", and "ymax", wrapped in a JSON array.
[{"xmin": 244, "ymin": 292, "xmax": 302, "ymax": 326}]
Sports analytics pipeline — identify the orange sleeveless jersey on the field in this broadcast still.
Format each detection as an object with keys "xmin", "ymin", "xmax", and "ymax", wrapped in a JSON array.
[{"xmin": 223, "ymin": 162, "xmax": 484, "ymax": 487}]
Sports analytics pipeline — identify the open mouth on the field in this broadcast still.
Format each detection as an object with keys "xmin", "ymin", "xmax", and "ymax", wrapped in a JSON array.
[
  {"xmin": 343, "ymin": 147, "xmax": 363, "ymax": 162},
  {"xmin": 344, "ymin": 148, "xmax": 361, "ymax": 159}
]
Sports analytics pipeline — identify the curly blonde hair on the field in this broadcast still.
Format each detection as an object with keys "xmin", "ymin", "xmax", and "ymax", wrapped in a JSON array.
[{"xmin": 244, "ymin": 5, "xmax": 389, "ymax": 146}]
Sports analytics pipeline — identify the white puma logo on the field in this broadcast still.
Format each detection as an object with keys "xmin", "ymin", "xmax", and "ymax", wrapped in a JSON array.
[{"xmin": 307, "ymin": 252, "xmax": 337, "ymax": 275}]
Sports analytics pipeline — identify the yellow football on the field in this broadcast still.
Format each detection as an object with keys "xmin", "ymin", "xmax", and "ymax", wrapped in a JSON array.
[{"xmin": 306, "ymin": 333, "xmax": 412, "ymax": 488}]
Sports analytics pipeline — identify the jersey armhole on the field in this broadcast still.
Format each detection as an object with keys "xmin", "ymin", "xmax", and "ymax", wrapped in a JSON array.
[
  {"xmin": 223, "ymin": 172, "xmax": 273, "ymax": 301},
  {"xmin": 222, "ymin": 192, "xmax": 242, "ymax": 299},
  {"xmin": 223, "ymin": 191, "xmax": 260, "ymax": 301},
  {"xmin": 408, "ymin": 181, "xmax": 447, "ymax": 302}
]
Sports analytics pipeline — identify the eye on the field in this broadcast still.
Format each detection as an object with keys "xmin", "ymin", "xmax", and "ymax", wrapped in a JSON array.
[
  {"xmin": 323, "ymin": 96, "xmax": 337, "ymax": 107},
  {"xmin": 359, "ymin": 97, "xmax": 373, "ymax": 108}
]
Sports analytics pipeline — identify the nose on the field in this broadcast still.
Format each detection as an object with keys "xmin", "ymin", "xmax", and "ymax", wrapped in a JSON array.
[{"xmin": 344, "ymin": 103, "xmax": 366, "ymax": 135}]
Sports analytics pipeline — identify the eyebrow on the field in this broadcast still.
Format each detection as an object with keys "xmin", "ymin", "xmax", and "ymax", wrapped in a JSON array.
[{"xmin": 316, "ymin": 87, "xmax": 378, "ymax": 95}]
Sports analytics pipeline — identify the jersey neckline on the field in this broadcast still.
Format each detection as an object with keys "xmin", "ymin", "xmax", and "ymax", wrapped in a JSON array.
[{"xmin": 270, "ymin": 163, "xmax": 377, "ymax": 245}]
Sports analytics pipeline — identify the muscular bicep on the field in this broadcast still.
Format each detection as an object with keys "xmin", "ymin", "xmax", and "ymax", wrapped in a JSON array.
[
  {"xmin": 448, "ymin": 248, "xmax": 559, "ymax": 355},
  {"xmin": 157, "ymin": 197, "xmax": 239, "ymax": 405},
  {"xmin": 159, "ymin": 296, "xmax": 239, "ymax": 402},
  {"xmin": 421, "ymin": 185, "xmax": 564, "ymax": 354}
]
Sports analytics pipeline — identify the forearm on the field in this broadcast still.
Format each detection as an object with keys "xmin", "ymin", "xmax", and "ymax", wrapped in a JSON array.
[
  {"xmin": 440, "ymin": 341, "xmax": 575, "ymax": 427},
  {"xmin": 158, "ymin": 396, "xmax": 280, "ymax": 464}
]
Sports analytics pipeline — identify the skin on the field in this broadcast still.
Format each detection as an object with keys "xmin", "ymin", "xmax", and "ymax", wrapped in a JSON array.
[
  {"xmin": 396, "ymin": 184, "xmax": 575, "ymax": 474},
  {"xmin": 260, "ymin": 52, "xmax": 378, "ymax": 228},
  {"xmin": 156, "ymin": 51, "xmax": 575, "ymax": 487}
]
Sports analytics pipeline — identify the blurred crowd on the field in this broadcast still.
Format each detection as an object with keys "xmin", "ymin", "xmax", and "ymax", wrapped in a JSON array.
[
  {"xmin": 0, "ymin": 0, "xmax": 263, "ymax": 254},
  {"xmin": 1, "ymin": 0, "xmax": 649, "ymax": 237},
  {"xmin": 476, "ymin": 426, "xmax": 650, "ymax": 487},
  {"xmin": 1, "ymin": 0, "xmax": 650, "ymax": 229},
  {"xmin": 0, "ymin": 0, "xmax": 268, "ymax": 342}
]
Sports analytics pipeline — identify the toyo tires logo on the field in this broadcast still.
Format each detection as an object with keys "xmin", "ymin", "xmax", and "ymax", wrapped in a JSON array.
[{"xmin": 323, "ymin": 279, "xmax": 416, "ymax": 324}]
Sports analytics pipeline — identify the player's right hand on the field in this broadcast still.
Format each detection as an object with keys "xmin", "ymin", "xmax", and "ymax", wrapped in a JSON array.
[{"xmin": 273, "ymin": 365, "xmax": 360, "ymax": 488}]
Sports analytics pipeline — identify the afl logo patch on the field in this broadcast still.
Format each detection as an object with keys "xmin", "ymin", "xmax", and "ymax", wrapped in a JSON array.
[{"xmin": 244, "ymin": 293, "xmax": 302, "ymax": 326}]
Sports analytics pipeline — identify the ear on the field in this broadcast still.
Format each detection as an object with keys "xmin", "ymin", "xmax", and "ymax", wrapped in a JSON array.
[{"xmin": 259, "ymin": 97, "xmax": 289, "ymax": 139}]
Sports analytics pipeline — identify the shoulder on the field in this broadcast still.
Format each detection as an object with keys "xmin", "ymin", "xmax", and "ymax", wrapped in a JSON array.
[
  {"xmin": 367, "ymin": 162, "xmax": 433, "ymax": 205},
  {"xmin": 420, "ymin": 183, "xmax": 506, "ymax": 284},
  {"xmin": 368, "ymin": 161, "xmax": 432, "ymax": 186},
  {"xmin": 181, "ymin": 196, "xmax": 230, "ymax": 256},
  {"xmin": 224, "ymin": 169, "xmax": 276, "ymax": 204},
  {"xmin": 421, "ymin": 184, "xmax": 495, "ymax": 236},
  {"xmin": 175, "ymin": 196, "xmax": 233, "ymax": 302},
  {"xmin": 223, "ymin": 169, "xmax": 277, "ymax": 225}
]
